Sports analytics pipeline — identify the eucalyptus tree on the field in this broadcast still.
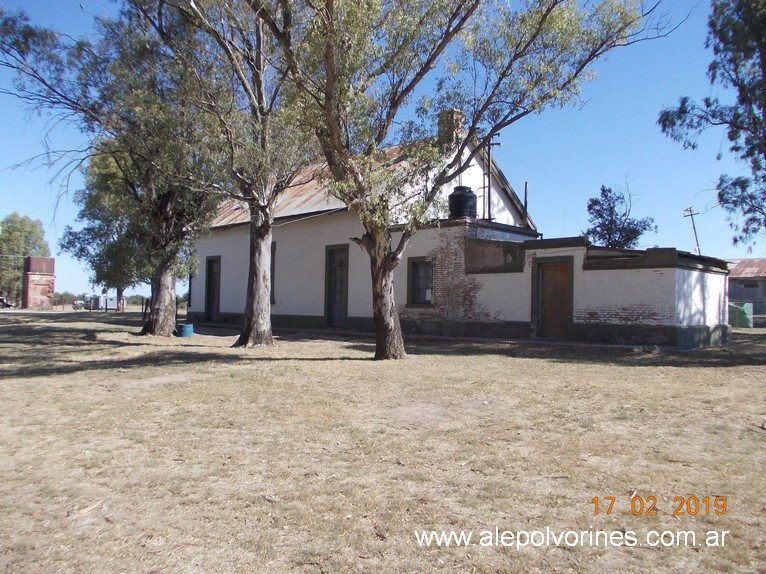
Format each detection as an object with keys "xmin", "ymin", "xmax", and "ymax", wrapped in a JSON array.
[
  {"xmin": 59, "ymin": 149, "xmax": 156, "ymax": 309},
  {"xmin": 96, "ymin": 13, "xmax": 226, "ymax": 335},
  {"xmin": 255, "ymin": 0, "xmax": 670, "ymax": 359},
  {"xmin": 659, "ymin": 0, "xmax": 766, "ymax": 245},
  {"xmin": 131, "ymin": 0, "xmax": 316, "ymax": 347},
  {"xmin": 0, "ymin": 6, "xmax": 223, "ymax": 335}
]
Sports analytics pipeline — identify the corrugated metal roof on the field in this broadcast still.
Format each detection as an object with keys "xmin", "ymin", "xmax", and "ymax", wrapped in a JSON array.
[
  {"xmin": 273, "ymin": 166, "xmax": 346, "ymax": 219},
  {"xmin": 210, "ymin": 165, "xmax": 345, "ymax": 228},
  {"xmin": 210, "ymin": 200, "xmax": 249, "ymax": 228},
  {"xmin": 729, "ymin": 258, "xmax": 766, "ymax": 279},
  {"xmin": 208, "ymin": 142, "xmax": 537, "ymax": 231}
]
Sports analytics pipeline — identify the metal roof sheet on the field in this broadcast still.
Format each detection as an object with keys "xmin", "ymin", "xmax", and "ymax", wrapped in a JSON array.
[
  {"xmin": 208, "ymin": 142, "xmax": 537, "ymax": 230},
  {"xmin": 210, "ymin": 165, "xmax": 345, "ymax": 228},
  {"xmin": 729, "ymin": 258, "xmax": 766, "ymax": 279}
]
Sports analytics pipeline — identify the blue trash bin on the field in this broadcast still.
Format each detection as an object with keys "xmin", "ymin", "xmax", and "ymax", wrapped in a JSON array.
[{"xmin": 177, "ymin": 323, "xmax": 194, "ymax": 337}]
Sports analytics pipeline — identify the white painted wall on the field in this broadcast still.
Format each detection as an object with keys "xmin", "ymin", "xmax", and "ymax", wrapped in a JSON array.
[
  {"xmin": 190, "ymin": 211, "xmax": 450, "ymax": 319},
  {"xmin": 576, "ymin": 267, "xmax": 677, "ymax": 326},
  {"xmin": 435, "ymin": 148, "xmax": 526, "ymax": 227},
  {"xmin": 474, "ymin": 249, "xmax": 728, "ymax": 329},
  {"xmin": 272, "ymin": 211, "xmax": 369, "ymax": 317},
  {"xmin": 190, "ymin": 140, "xmax": 533, "ymax": 321},
  {"xmin": 675, "ymin": 268, "xmax": 728, "ymax": 327},
  {"xmin": 472, "ymin": 246, "xmax": 587, "ymax": 323},
  {"xmin": 191, "ymin": 212, "xmax": 727, "ymax": 332},
  {"xmin": 189, "ymin": 225, "xmax": 249, "ymax": 315},
  {"xmin": 572, "ymin": 265, "xmax": 727, "ymax": 328},
  {"xmin": 474, "ymin": 272, "xmax": 530, "ymax": 321}
]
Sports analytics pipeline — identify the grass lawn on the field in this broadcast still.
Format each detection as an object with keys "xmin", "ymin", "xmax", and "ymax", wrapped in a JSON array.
[{"xmin": 0, "ymin": 311, "xmax": 764, "ymax": 573}]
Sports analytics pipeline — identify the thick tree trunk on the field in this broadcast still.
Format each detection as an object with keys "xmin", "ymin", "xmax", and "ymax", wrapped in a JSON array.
[
  {"xmin": 116, "ymin": 286, "xmax": 124, "ymax": 312},
  {"xmin": 141, "ymin": 258, "xmax": 177, "ymax": 336},
  {"xmin": 232, "ymin": 206, "xmax": 274, "ymax": 348},
  {"xmin": 371, "ymin": 259, "xmax": 407, "ymax": 360},
  {"xmin": 366, "ymin": 224, "xmax": 407, "ymax": 360}
]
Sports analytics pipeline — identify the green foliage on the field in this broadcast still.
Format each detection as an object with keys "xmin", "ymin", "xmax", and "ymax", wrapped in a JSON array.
[
  {"xmin": 0, "ymin": 212, "xmax": 50, "ymax": 303},
  {"xmin": 658, "ymin": 0, "xmax": 766, "ymax": 245},
  {"xmin": 583, "ymin": 185, "xmax": 657, "ymax": 249},
  {"xmin": 126, "ymin": 294, "xmax": 146, "ymax": 306},
  {"xmin": 249, "ymin": 0, "xmax": 670, "ymax": 357},
  {"xmin": 1, "ymin": 5, "xmax": 225, "ymax": 333},
  {"xmin": 1, "ymin": 2, "xmax": 225, "ymax": 255},
  {"xmin": 59, "ymin": 149, "xmax": 154, "ymax": 293},
  {"xmin": 89, "ymin": 13, "xmax": 224, "ymax": 254},
  {"xmin": 265, "ymin": 0, "xmax": 479, "ymax": 233},
  {"xmin": 130, "ymin": 0, "xmax": 317, "ymax": 212},
  {"xmin": 253, "ymin": 0, "xmax": 669, "ymax": 357},
  {"xmin": 125, "ymin": 0, "xmax": 323, "ymax": 345},
  {"xmin": 254, "ymin": 0, "xmax": 667, "ymax": 243},
  {"xmin": 431, "ymin": 0, "xmax": 643, "ymax": 133}
]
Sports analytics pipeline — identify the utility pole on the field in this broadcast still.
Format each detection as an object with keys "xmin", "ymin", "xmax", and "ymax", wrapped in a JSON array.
[{"xmin": 683, "ymin": 207, "xmax": 701, "ymax": 255}]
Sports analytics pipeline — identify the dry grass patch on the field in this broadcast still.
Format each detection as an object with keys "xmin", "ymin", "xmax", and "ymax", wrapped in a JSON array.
[{"xmin": 0, "ymin": 312, "xmax": 764, "ymax": 573}]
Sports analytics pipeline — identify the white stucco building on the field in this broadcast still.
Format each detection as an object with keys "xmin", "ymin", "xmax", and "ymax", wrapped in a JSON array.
[{"xmin": 188, "ymin": 146, "xmax": 730, "ymax": 349}]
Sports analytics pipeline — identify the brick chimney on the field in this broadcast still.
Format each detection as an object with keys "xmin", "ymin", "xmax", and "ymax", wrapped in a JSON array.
[{"xmin": 438, "ymin": 109, "xmax": 464, "ymax": 146}]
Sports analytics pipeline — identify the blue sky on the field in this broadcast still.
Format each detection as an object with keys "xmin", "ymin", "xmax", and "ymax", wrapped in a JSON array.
[{"xmin": 0, "ymin": 0, "xmax": 762, "ymax": 296}]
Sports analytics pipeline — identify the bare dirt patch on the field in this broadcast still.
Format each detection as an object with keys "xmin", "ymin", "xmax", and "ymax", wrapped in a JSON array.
[{"xmin": 0, "ymin": 311, "xmax": 764, "ymax": 573}]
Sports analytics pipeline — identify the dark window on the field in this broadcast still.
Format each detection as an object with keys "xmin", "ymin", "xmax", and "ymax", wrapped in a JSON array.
[
  {"xmin": 739, "ymin": 280, "xmax": 758, "ymax": 289},
  {"xmin": 408, "ymin": 258, "xmax": 433, "ymax": 305}
]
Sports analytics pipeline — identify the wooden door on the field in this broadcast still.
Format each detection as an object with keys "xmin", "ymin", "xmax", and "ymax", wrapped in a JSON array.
[
  {"xmin": 326, "ymin": 247, "xmax": 348, "ymax": 328},
  {"xmin": 539, "ymin": 262, "xmax": 571, "ymax": 338}
]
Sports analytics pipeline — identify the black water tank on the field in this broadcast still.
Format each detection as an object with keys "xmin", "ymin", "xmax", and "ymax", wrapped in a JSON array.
[{"xmin": 448, "ymin": 186, "xmax": 477, "ymax": 219}]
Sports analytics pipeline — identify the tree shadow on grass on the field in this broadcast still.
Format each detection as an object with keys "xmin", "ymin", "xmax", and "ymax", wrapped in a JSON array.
[
  {"xmin": 0, "ymin": 325, "xmax": 147, "ymax": 360},
  {"xmin": 0, "ymin": 348, "xmax": 263, "ymax": 379},
  {"xmin": 0, "ymin": 322, "xmax": 371, "ymax": 380},
  {"xmin": 0, "ymin": 310, "xmax": 146, "ymax": 328},
  {"xmin": 4, "ymin": 314, "xmax": 764, "ymax": 375},
  {"xmin": 264, "ymin": 324, "xmax": 766, "ymax": 368},
  {"xmin": 376, "ymin": 332, "xmax": 766, "ymax": 369},
  {"xmin": 0, "ymin": 348, "xmax": 371, "ymax": 379}
]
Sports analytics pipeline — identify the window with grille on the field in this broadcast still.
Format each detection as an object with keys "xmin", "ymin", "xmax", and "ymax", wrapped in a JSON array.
[{"xmin": 408, "ymin": 258, "xmax": 433, "ymax": 305}]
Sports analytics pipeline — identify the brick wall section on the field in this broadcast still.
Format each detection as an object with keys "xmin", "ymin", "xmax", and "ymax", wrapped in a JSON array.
[
  {"xmin": 574, "ymin": 306, "xmax": 673, "ymax": 325},
  {"xmin": 23, "ymin": 272, "xmax": 55, "ymax": 310},
  {"xmin": 399, "ymin": 225, "xmax": 491, "ymax": 322},
  {"xmin": 22, "ymin": 257, "xmax": 55, "ymax": 310}
]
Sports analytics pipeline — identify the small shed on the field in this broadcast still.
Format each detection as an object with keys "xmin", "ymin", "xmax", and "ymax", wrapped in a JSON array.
[{"xmin": 728, "ymin": 258, "xmax": 766, "ymax": 315}]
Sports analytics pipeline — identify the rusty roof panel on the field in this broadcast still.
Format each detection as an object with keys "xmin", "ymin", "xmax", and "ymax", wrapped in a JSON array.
[
  {"xmin": 273, "ymin": 166, "xmax": 345, "ymax": 219},
  {"xmin": 210, "ymin": 200, "xmax": 249, "ymax": 227},
  {"xmin": 210, "ymin": 165, "xmax": 345, "ymax": 228},
  {"xmin": 208, "ymin": 142, "xmax": 537, "ymax": 231},
  {"xmin": 729, "ymin": 258, "xmax": 766, "ymax": 279}
]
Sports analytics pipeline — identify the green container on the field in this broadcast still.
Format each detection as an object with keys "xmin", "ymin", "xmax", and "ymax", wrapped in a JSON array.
[{"xmin": 729, "ymin": 302, "xmax": 753, "ymax": 328}]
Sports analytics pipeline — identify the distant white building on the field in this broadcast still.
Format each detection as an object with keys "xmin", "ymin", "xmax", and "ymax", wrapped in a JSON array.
[{"xmin": 188, "ymin": 145, "xmax": 729, "ymax": 349}]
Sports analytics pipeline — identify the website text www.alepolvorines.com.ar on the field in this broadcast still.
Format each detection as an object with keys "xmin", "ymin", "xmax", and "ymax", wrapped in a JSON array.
[{"xmin": 414, "ymin": 526, "xmax": 730, "ymax": 551}]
